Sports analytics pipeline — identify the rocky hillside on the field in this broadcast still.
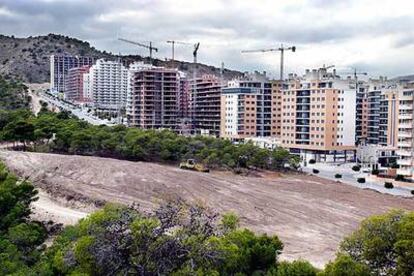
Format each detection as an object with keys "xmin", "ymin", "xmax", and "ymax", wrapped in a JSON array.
[{"xmin": 0, "ymin": 34, "xmax": 243, "ymax": 83}]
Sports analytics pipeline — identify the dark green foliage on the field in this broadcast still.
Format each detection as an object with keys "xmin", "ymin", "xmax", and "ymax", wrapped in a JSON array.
[
  {"xmin": 0, "ymin": 162, "xmax": 47, "ymax": 275},
  {"xmin": 339, "ymin": 210, "xmax": 414, "ymax": 275},
  {"xmin": 312, "ymin": 169, "xmax": 319, "ymax": 174},
  {"xmin": 411, "ymin": 190, "xmax": 414, "ymax": 195},
  {"xmin": 351, "ymin": 165, "xmax": 360, "ymax": 172},
  {"xmin": 308, "ymin": 159, "xmax": 316, "ymax": 164},
  {"xmin": 0, "ymin": 76, "xmax": 30, "ymax": 110},
  {"xmin": 267, "ymin": 260, "xmax": 318, "ymax": 276},
  {"xmin": 395, "ymin": 174, "xmax": 405, "ymax": 181},
  {"xmin": 320, "ymin": 254, "xmax": 370, "ymax": 276},
  {"xmin": 384, "ymin": 182, "xmax": 394, "ymax": 189},
  {"xmin": 357, "ymin": 178, "xmax": 365, "ymax": 183},
  {"xmin": 1, "ymin": 110, "xmax": 299, "ymax": 172},
  {"xmin": 371, "ymin": 169, "xmax": 379, "ymax": 175},
  {"xmin": 40, "ymin": 202, "xmax": 283, "ymax": 275},
  {"xmin": 334, "ymin": 174, "xmax": 342, "ymax": 179}
]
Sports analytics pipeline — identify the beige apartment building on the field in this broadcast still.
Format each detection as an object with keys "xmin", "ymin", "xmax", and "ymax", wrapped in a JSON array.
[
  {"xmin": 271, "ymin": 80, "xmax": 283, "ymax": 137},
  {"xmin": 281, "ymin": 68, "xmax": 357, "ymax": 161},
  {"xmin": 220, "ymin": 87, "xmax": 259, "ymax": 140}
]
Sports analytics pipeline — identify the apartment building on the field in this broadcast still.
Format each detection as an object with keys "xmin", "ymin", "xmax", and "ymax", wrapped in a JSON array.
[
  {"xmin": 178, "ymin": 73, "xmax": 190, "ymax": 119},
  {"xmin": 64, "ymin": 65, "xmax": 90, "ymax": 103},
  {"xmin": 126, "ymin": 62, "xmax": 179, "ymax": 129},
  {"xmin": 85, "ymin": 59, "xmax": 128, "ymax": 113},
  {"xmin": 50, "ymin": 55, "xmax": 94, "ymax": 93},
  {"xmin": 228, "ymin": 72, "xmax": 272, "ymax": 137},
  {"xmin": 220, "ymin": 87, "xmax": 260, "ymax": 140},
  {"xmin": 271, "ymin": 80, "xmax": 283, "ymax": 137},
  {"xmin": 281, "ymin": 68, "xmax": 356, "ymax": 161},
  {"xmin": 397, "ymin": 89, "xmax": 414, "ymax": 180},
  {"xmin": 191, "ymin": 75, "xmax": 222, "ymax": 136}
]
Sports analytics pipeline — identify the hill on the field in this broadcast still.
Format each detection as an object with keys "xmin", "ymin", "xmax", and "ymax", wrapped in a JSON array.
[{"xmin": 0, "ymin": 34, "xmax": 243, "ymax": 83}]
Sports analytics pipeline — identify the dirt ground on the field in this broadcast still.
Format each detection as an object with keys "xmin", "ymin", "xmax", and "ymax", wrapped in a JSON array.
[{"xmin": 1, "ymin": 151, "xmax": 414, "ymax": 268}]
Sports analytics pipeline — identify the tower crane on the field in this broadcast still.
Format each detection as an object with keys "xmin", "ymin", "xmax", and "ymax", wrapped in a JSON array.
[
  {"xmin": 118, "ymin": 38, "xmax": 158, "ymax": 65},
  {"xmin": 193, "ymin": 42, "xmax": 200, "ymax": 64},
  {"xmin": 166, "ymin": 40, "xmax": 192, "ymax": 61},
  {"xmin": 241, "ymin": 44, "xmax": 296, "ymax": 81}
]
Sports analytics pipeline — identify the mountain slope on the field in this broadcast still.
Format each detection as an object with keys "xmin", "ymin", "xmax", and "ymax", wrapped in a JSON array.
[{"xmin": 0, "ymin": 34, "xmax": 243, "ymax": 83}]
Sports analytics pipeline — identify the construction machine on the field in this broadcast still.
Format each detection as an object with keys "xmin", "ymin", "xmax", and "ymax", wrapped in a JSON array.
[{"xmin": 179, "ymin": 159, "xmax": 209, "ymax": 173}]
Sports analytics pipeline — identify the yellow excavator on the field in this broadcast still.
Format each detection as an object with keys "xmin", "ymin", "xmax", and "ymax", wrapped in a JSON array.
[{"xmin": 179, "ymin": 159, "xmax": 209, "ymax": 173}]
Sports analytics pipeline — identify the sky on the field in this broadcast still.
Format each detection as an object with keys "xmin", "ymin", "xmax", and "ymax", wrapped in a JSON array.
[{"xmin": 1, "ymin": 0, "xmax": 414, "ymax": 78}]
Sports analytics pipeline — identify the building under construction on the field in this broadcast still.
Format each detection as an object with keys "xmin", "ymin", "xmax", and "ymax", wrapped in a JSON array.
[
  {"xmin": 190, "ymin": 75, "xmax": 222, "ymax": 136},
  {"xmin": 127, "ymin": 62, "xmax": 180, "ymax": 129},
  {"xmin": 64, "ymin": 65, "xmax": 91, "ymax": 103}
]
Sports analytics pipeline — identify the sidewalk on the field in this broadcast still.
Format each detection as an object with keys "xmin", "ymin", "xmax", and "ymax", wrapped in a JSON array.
[{"xmin": 303, "ymin": 162, "xmax": 414, "ymax": 197}]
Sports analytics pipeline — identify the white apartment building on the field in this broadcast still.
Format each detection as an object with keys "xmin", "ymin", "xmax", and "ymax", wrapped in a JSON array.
[
  {"xmin": 86, "ymin": 59, "xmax": 128, "ymax": 113},
  {"xmin": 397, "ymin": 89, "xmax": 414, "ymax": 180}
]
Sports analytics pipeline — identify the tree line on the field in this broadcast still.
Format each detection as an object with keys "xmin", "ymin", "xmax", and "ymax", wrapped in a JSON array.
[
  {"xmin": 1, "ymin": 162, "xmax": 414, "ymax": 275},
  {"xmin": 0, "ymin": 108, "xmax": 300, "ymax": 172}
]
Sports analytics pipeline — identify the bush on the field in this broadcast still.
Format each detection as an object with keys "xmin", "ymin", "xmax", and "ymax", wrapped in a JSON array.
[
  {"xmin": 270, "ymin": 260, "xmax": 318, "ymax": 276},
  {"xmin": 357, "ymin": 178, "xmax": 365, "ymax": 183},
  {"xmin": 308, "ymin": 159, "xmax": 316, "ymax": 164},
  {"xmin": 395, "ymin": 174, "xmax": 405, "ymax": 181},
  {"xmin": 312, "ymin": 169, "xmax": 319, "ymax": 174},
  {"xmin": 371, "ymin": 169, "xmax": 379, "ymax": 175},
  {"xmin": 335, "ymin": 174, "xmax": 342, "ymax": 179},
  {"xmin": 384, "ymin": 182, "xmax": 394, "ymax": 189},
  {"xmin": 352, "ymin": 165, "xmax": 360, "ymax": 172},
  {"xmin": 411, "ymin": 190, "xmax": 414, "ymax": 195}
]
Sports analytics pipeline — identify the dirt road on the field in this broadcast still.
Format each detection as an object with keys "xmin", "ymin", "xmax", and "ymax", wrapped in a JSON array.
[{"xmin": 1, "ymin": 151, "xmax": 414, "ymax": 268}]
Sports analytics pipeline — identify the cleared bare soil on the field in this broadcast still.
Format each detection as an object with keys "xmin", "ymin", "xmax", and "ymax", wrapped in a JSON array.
[{"xmin": 1, "ymin": 151, "xmax": 414, "ymax": 267}]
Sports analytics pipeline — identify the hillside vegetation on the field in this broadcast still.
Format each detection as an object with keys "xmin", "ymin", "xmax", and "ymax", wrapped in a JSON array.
[
  {"xmin": 0, "ymin": 75, "xmax": 30, "ymax": 110},
  {"xmin": 0, "ymin": 34, "xmax": 243, "ymax": 83},
  {"xmin": 0, "ymin": 109, "xmax": 299, "ymax": 171}
]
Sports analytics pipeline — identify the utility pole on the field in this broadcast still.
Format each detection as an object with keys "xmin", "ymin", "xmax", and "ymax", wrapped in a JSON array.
[{"xmin": 241, "ymin": 44, "xmax": 296, "ymax": 80}]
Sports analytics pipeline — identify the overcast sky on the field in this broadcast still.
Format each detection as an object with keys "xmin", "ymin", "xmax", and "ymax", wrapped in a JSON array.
[{"xmin": 1, "ymin": 0, "xmax": 414, "ymax": 78}]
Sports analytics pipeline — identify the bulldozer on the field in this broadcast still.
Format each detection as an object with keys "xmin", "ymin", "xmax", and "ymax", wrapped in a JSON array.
[{"xmin": 179, "ymin": 159, "xmax": 209, "ymax": 173}]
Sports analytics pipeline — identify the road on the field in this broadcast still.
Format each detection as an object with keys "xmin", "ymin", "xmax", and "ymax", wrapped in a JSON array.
[
  {"xmin": 303, "ymin": 162, "xmax": 413, "ymax": 197},
  {"xmin": 35, "ymin": 90, "xmax": 117, "ymax": 126}
]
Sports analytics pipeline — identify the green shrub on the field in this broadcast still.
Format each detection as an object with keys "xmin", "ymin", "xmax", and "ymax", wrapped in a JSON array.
[
  {"xmin": 351, "ymin": 165, "xmax": 360, "ymax": 172},
  {"xmin": 357, "ymin": 178, "xmax": 365, "ymax": 183},
  {"xmin": 411, "ymin": 190, "xmax": 414, "ymax": 195},
  {"xmin": 395, "ymin": 174, "xmax": 405, "ymax": 181},
  {"xmin": 309, "ymin": 159, "xmax": 316, "ymax": 164},
  {"xmin": 371, "ymin": 169, "xmax": 379, "ymax": 175},
  {"xmin": 384, "ymin": 182, "xmax": 394, "ymax": 189},
  {"xmin": 312, "ymin": 169, "xmax": 319, "ymax": 174},
  {"xmin": 335, "ymin": 174, "xmax": 342, "ymax": 179}
]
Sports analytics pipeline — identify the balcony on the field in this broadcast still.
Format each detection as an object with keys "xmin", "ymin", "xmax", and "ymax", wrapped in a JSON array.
[
  {"xmin": 397, "ymin": 158, "xmax": 412, "ymax": 166},
  {"xmin": 397, "ymin": 150, "xmax": 412, "ymax": 157},
  {"xmin": 398, "ymin": 132, "xmax": 412, "ymax": 138},
  {"xmin": 399, "ymin": 104, "xmax": 413, "ymax": 110},
  {"xmin": 399, "ymin": 114, "xmax": 412, "ymax": 120},
  {"xmin": 397, "ymin": 168, "xmax": 413, "ymax": 176},
  {"xmin": 398, "ymin": 141, "xmax": 412, "ymax": 148},
  {"xmin": 399, "ymin": 123, "xmax": 413, "ymax": 129}
]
